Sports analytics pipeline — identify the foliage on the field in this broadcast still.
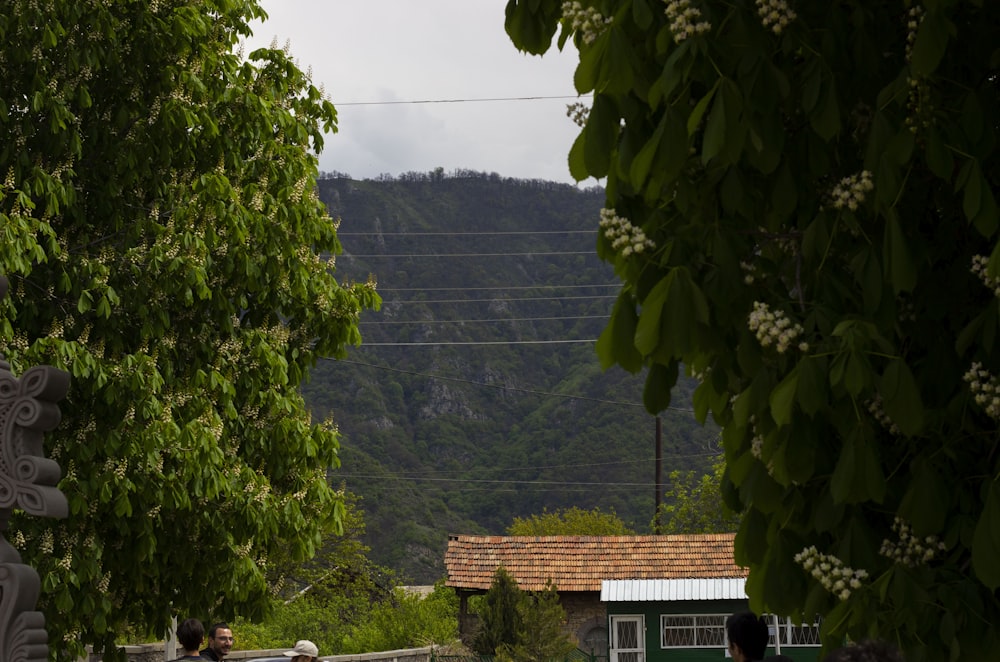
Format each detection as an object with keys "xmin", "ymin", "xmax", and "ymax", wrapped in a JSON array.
[
  {"xmin": 0, "ymin": 1, "xmax": 379, "ymax": 659},
  {"xmin": 473, "ymin": 568, "xmax": 573, "ymax": 660},
  {"xmin": 506, "ymin": 0, "xmax": 1000, "ymax": 659},
  {"xmin": 498, "ymin": 580, "xmax": 576, "ymax": 662},
  {"xmin": 341, "ymin": 582, "xmax": 459, "ymax": 654},
  {"xmin": 655, "ymin": 453, "xmax": 740, "ymax": 534},
  {"xmin": 471, "ymin": 567, "xmax": 523, "ymax": 656},
  {"xmin": 507, "ymin": 506, "xmax": 635, "ymax": 535},
  {"xmin": 235, "ymin": 500, "xmax": 454, "ymax": 656}
]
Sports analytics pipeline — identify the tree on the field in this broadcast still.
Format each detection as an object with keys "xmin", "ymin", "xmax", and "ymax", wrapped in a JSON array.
[
  {"xmin": 656, "ymin": 454, "xmax": 740, "ymax": 534},
  {"xmin": 473, "ymin": 569, "xmax": 574, "ymax": 660},
  {"xmin": 506, "ymin": 1, "xmax": 1000, "ymax": 659},
  {"xmin": 471, "ymin": 567, "xmax": 523, "ymax": 656},
  {"xmin": 507, "ymin": 506, "xmax": 635, "ymax": 535},
  {"xmin": 500, "ymin": 581, "xmax": 576, "ymax": 662},
  {"xmin": 0, "ymin": 1, "xmax": 378, "ymax": 659}
]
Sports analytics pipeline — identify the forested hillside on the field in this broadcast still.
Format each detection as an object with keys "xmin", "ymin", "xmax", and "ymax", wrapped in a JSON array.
[{"xmin": 305, "ymin": 171, "xmax": 719, "ymax": 582}]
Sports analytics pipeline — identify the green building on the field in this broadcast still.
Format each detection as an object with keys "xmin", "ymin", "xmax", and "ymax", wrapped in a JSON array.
[{"xmin": 602, "ymin": 579, "xmax": 821, "ymax": 662}]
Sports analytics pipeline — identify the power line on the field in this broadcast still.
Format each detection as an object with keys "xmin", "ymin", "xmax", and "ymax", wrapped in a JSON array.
[
  {"xmin": 336, "ymin": 453, "xmax": 722, "ymax": 478},
  {"xmin": 346, "ymin": 251, "xmax": 594, "ymax": 257},
  {"xmin": 328, "ymin": 357, "xmax": 698, "ymax": 413},
  {"xmin": 359, "ymin": 339, "xmax": 596, "ymax": 346},
  {"xmin": 338, "ymin": 230, "xmax": 597, "ymax": 236},
  {"xmin": 381, "ymin": 295, "xmax": 616, "ymax": 304},
  {"xmin": 359, "ymin": 315, "xmax": 606, "ymax": 325},
  {"xmin": 333, "ymin": 94, "xmax": 590, "ymax": 106},
  {"xmin": 376, "ymin": 284, "xmax": 617, "ymax": 292}
]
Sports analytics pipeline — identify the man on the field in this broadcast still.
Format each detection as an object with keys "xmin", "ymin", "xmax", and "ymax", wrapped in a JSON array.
[
  {"xmin": 726, "ymin": 612, "xmax": 769, "ymax": 662},
  {"xmin": 282, "ymin": 639, "xmax": 319, "ymax": 662},
  {"xmin": 200, "ymin": 622, "xmax": 234, "ymax": 661},
  {"xmin": 169, "ymin": 618, "xmax": 204, "ymax": 661}
]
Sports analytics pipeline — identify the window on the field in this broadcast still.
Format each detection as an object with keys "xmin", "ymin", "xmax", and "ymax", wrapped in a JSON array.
[
  {"xmin": 771, "ymin": 615, "xmax": 821, "ymax": 647},
  {"xmin": 660, "ymin": 614, "xmax": 726, "ymax": 648}
]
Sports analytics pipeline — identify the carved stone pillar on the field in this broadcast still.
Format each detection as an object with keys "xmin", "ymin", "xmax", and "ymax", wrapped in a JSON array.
[{"xmin": 0, "ymin": 275, "xmax": 70, "ymax": 661}]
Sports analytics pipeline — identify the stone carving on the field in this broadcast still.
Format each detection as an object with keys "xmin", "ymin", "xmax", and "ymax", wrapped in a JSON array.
[{"xmin": 0, "ymin": 275, "xmax": 70, "ymax": 661}]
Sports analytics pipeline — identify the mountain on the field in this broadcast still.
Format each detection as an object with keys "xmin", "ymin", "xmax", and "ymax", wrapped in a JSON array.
[{"xmin": 304, "ymin": 170, "xmax": 719, "ymax": 583}]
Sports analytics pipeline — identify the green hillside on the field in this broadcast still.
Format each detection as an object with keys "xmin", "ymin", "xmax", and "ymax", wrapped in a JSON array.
[{"xmin": 304, "ymin": 171, "xmax": 719, "ymax": 582}]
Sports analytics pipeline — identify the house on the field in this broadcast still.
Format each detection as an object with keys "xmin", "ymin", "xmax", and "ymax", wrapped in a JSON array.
[{"xmin": 443, "ymin": 533, "xmax": 820, "ymax": 662}]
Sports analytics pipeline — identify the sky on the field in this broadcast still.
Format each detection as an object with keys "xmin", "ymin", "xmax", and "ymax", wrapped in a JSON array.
[{"xmin": 243, "ymin": 1, "xmax": 586, "ymax": 185}]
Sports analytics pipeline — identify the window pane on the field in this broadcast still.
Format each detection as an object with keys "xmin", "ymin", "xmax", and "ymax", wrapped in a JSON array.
[{"xmin": 617, "ymin": 620, "xmax": 639, "ymax": 649}]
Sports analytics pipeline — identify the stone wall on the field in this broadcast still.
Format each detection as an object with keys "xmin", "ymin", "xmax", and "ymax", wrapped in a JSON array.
[{"xmin": 80, "ymin": 645, "xmax": 435, "ymax": 662}]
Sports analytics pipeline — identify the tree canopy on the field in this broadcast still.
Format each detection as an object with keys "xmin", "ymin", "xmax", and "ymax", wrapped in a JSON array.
[
  {"xmin": 506, "ymin": 0, "xmax": 1000, "ymax": 659},
  {"xmin": 656, "ymin": 454, "xmax": 740, "ymax": 534},
  {"xmin": 0, "ymin": 1, "xmax": 377, "ymax": 659},
  {"xmin": 507, "ymin": 506, "xmax": 635, "ymax": 535}
]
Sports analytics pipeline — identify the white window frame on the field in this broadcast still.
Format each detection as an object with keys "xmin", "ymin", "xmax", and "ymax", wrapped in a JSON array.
[
  {"xmin": 771, "ymin": 615, "xmax": 822, "ymax": 647},
  {"xmin": 609, "ymin": 614, "xmax": 645, "ymax": 662},
  {"xmin": 659, "ymin": 613, "xmax": 727, "ymax": 649}
]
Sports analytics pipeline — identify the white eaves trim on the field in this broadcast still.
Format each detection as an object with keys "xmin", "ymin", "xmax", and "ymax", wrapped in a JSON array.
[{"xmin": 600, "ymin": 578, "xmax": 748, "ymax": 602}]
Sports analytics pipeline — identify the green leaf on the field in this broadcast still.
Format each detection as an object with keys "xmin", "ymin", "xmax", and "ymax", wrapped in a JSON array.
[
  {"xmin": 632, "ymin": 0, "xmax": 654, "ymax": 29},
  {"xmin": 879, "ymin": 358, "xmax": 924, "ymax": 436},
  {"xmin": 630, "ymin": 113, "xmax": 666, "ymax": 190},
  {"xmin": 701, "ymin": 88, "xmax": 727, "ymax": 164},
  {"xmin": 796, "ymin": 355, "xmax": 829, "ymax": 416},
  {"xmin": 583, "ymin": 94, "xmax": 617, "ymax": 177},
  {"xmin": 643, "ymin": 360, "xmax": 678, "ymax": 413},
  {"xmin": 687, "ymin": 80, "xmax": 719, "ymax": 136},
  {"xmin": 769, "ymin": 366, "xmax": 799, "ymax": 426},
  {"xmin": 831, "ymin": 430, "xmax": 885, "ymax": 504},
  {"xmin": 567, "ymin": 130, "xmax": 589, "ymax": 181},
  {"xmin": 910, "ymin": 10, "xmax": 950, "ymax": 77},
  {"xmin": 810, "ymin": 80, "xmax": 840, "ymax": 141},
  {"xmin": 898, "ymin": 459, "xmax": 949, "ymax": 535},
  {"xmin": 964, "ymin": 159, "xmax": 983, "ymax": 221},
  {"xmin": 972, "ymin": 481, "xmax": 1000, "ymax": 590},
  {"xmin": 925, "ymin": 129, "xmax": 954, "ymax": 180},
  {"xmin": 597, "ymin": 291, "xmax": 642, "ymax": 372},
  {"xmin": 634, "ymin": 273, "xmax": 671, "ymax": 356},
  {"xmin": 884, "ymin": 215, "xmax": 917, "ymax": 293}
]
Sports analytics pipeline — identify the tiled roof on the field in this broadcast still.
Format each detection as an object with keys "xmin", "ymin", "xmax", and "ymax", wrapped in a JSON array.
[{"xmin": 444, "ymin": 533, "xmax": 745, "ymax": 592}]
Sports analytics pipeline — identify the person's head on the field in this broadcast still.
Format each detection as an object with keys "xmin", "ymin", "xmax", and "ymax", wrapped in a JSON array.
[
  {"xmin": 726, "ymin": 612, "xmax": 769, "ymax": 661},
  {"xmin": 176, "ymin": 618, "xmax": 204, "ymax": 653},
  {"xmin": 206, "ymin": 622, "xmax": 234, "ymax": 658},
  {"xmin": 282, "ymin": 639, "xmax": 319, "ymax": 662},
  {"xmin": 823, "ymin": 640, "xmax": 905, "ymax": 662}
]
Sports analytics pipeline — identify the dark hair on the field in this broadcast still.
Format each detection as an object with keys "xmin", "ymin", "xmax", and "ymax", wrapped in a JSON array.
[
  {"xmin": 726, "ymin": 611, "xmax": 769, "ymax": 660},
  {"xmin": 823, "ymin": 640, "xmax": 905, "ymax": 662},
  {"xmin": 177, "ymin": 618, "xmax": 204, "ymax": 650},
  {"xmin": 208, "ymin": 622, "xmax": 231, "ymax": 639}
]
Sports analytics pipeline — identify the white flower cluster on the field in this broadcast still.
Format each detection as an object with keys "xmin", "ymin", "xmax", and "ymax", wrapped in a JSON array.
[
  {"xmin": 755, "ymin": 0, "xmax": 796, "ymax": 35},
  {"xmin": 561, "ymin": 1, "xmax": 612, "ymax": 44},
  {"xmin": 566, "ymin": 101, "xmax": 590, "ymax": 127},
  {"xmin": 905, "ymin": 6, "xmax": 924, "ymax": 62},
  {"xmin": 750, "ymin": 434, "xmax": 764, "ymax": 459},
  {"xmin": 963, "ymin": 362, "xmax": 1000, "ymax": 420},
  {"xmin": 831, "ymin": 170, "xmax": 874, "ymax": 211},
  {"xmin": 971, "ymin": 255, "xmax": 1000, "ymax": 297},
  {"xmin": 794, "ymin": 546, "xmax": 869, "ymax": 601},
  {"xmin": 748, "ymin": 301, "xmax": 808, "ymax": 353},
  {"xmin": 866, "ymin": 395, "xmax": 899, "ymax": 435},
  {"xmin": 879, "ymin": 517, "xmax": 946, "ymax": 567},
  {"xmin": 740, "ymin": 260, "xmax": 757, "ymax": 285},
  {"xmin": 599, "ymin": 208, "xmax": 656, "ymax": 257},
  {"xmin": 664, "ymin": 0, "xmax": 711, "ymax": 42}
]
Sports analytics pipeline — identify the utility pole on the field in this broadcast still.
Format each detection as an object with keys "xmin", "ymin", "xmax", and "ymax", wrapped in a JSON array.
[{"xmin": 654, "ymin": 415, "xmax": 663, "ymax": 533}]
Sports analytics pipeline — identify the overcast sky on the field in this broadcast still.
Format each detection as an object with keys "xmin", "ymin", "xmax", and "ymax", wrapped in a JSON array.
[{"xmin": 243, "ymin": 1, "xmax": 587, "ymax": 184}]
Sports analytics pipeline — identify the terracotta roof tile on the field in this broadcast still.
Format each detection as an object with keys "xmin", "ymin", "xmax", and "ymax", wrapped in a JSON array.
[{"xmin": 444, "ymin": 533, "xmax": 745, "ymax": 592}]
